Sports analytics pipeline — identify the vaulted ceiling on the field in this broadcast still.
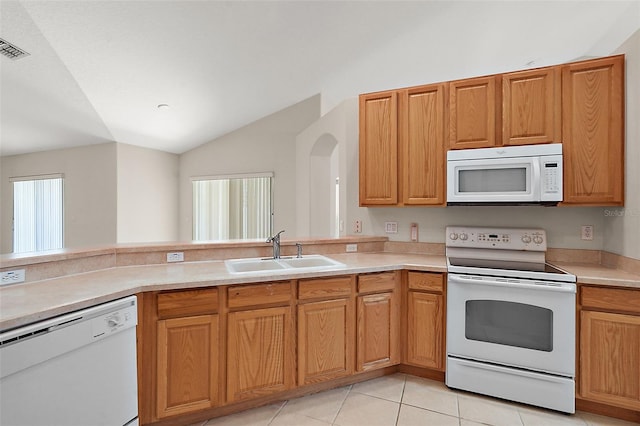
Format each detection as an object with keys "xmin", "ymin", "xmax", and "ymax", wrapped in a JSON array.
[{"xmin": 1, "ymin": 1, "xmax": 638, "ymax": 156}]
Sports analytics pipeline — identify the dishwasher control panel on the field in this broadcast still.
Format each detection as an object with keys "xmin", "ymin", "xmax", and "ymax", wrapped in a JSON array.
[{"xmin": 91, "ymin": 303, "xmax": 137, "ymax": 340}]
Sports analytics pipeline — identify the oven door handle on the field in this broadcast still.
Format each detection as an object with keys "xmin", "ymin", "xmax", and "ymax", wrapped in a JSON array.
[{"xmin": 448, "ymin": 274, "xmax": 576, "ymax": 293}]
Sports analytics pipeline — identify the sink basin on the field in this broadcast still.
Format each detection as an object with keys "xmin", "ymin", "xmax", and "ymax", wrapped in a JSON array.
[
  {"xmin": 225, "ymin": 255, "xmax": 344, "ymax": 274},
  {"xmin": 279, "ymin": 255, "xmax": 344, "ymax": 269},
  {"xmin": 224, "ymin": 258, "xmax": 286, "ymax": 273}
]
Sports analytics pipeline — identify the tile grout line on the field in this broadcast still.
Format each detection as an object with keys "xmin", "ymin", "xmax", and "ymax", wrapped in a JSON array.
[
  {"xmin": 330, "ymin": 384, "xmax": 353, "ymax": 425},
  {"xmin": 266, "ymin": 400, "xmax": 288, "ymax": 426},
  {"xmin": 394, "ymin": 374, "xmax": 407, "ymax": 426}
]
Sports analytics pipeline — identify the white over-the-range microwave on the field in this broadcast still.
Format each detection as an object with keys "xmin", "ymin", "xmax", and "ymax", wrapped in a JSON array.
[{"xmin": 446, "ymin": 143, "xmax": 563, "ymax": 205}]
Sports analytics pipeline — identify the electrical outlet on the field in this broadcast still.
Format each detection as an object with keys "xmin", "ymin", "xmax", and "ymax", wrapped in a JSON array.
[
  {"xmin": 385, "ymin": 222, "xmax": 398, "ymax": 234},
  {"xmin": 354, "ymin": 220, "xmax": 362, "ymax": 233},
  {"xmin": 167, "ymin": 252, "xmax": 185, "ymax": 262},
  {"xmin": 581, "ymin": 225, "xmax": 594, "ymax": 241},
  {"xmin": 346, "ymin": 243, "xmax": 358, "ymax": 252},
  {"xmin": 1, "ymin": 269, "xmax": 26, "ymax": 285}
]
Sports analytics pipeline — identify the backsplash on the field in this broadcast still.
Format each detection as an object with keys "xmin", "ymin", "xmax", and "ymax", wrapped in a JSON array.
[{"xmin": 3, "ymin": 236, "xmax": 639, "ymax": 285}]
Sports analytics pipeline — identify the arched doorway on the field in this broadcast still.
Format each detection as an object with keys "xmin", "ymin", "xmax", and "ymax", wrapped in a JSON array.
[{"xmin": 309, "ymin": 134, "xmax": 339, "ymax": 237}]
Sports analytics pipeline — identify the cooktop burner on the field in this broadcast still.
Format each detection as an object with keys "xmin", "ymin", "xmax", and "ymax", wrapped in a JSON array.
[
  {"xmin": 445, "ymin": 226, "xmax": 576, "ymax": 283},
  {"xmin": 447, "ymin": 257, "xmax": 569, "ymax": 274}
]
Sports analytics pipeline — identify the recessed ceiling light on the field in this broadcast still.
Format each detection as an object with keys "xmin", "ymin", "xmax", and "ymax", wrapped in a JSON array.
[{"xmin": 157, "ymin": 104, "xmax": 170, "ymax": 110}]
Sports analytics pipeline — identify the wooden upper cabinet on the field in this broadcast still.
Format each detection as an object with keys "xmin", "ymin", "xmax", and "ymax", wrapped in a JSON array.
[
  {"xmin": 562, "ymin": 55, "xmax": 624, "ymax": 205},
  {"xmin": 449, "ymin": 75, "xmax": 499, "ymax": 149},
  {"xmin": 400, "ymin": 84, "xmax": 446, "ymax": 205},
  {"xmin": 359, "ymin": 91, "xmax": 398, "ymax": 205},
  {"xmin": 502, "ymin": 66, "xmax": 561, "ymax": 146}
]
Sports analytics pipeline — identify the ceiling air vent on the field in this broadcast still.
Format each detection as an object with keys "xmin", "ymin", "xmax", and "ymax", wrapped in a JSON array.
[{"xmin": 0, "ymin": 38, "xmax": 30, "ymax": 60}]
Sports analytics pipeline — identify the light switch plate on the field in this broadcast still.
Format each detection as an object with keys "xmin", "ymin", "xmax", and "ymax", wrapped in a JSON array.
[{"xmin": 385, "ymin": 222, "xmax": 398, "ymax": 234}]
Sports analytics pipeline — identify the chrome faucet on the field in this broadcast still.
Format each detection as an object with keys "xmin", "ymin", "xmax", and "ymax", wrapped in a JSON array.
[{"xmin": 266, "ymin": 230, "xmax": 285, "ymax": 259}]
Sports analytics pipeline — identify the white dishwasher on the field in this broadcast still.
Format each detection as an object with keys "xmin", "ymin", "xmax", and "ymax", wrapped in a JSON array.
[{"xmin": 0, "ymin": 295, "xmax": 138, "ymax": 426}]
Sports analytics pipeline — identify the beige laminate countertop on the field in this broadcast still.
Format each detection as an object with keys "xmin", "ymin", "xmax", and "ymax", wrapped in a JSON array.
[{"xmin": 1, "ymin": 252, "xmax": 638, "ymax": 332}]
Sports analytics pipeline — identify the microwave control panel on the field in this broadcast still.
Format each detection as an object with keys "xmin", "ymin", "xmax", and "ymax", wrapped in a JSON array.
[
  {"xmin": 446, "ymin": 226, "xmax": 547, "ymax": 251},
  {"xmin": 540, "ymin": 156, "xmax": 563, "ymax": 199}
]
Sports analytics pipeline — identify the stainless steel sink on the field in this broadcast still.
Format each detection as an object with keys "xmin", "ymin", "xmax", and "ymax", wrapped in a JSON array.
[{"xmin": 225, "ymin": 255, "xmax": 344, "ymax": 274}]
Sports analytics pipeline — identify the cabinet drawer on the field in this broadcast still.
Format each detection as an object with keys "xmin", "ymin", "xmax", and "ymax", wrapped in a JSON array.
[
  {"xmin": 228, "ymin": 282, "xmax": 292, "ymax": 309},
  {"xmin": 358, "ymin": 272, "xmax": 397, "ymax": 293},
  {"xmin": 157, "ymin": 288, "xmax": 218, "ymax": 319},
  {"xmin": 581, "ymin": 286, "xmax": 640, "ymax": 315},
  {"xmin": 298, "ymin": 276, "xmax": 353, "ymax": 300},
  {"xmin": 408, "ymin": 271, "xmax": 444, "ymax": 293}
]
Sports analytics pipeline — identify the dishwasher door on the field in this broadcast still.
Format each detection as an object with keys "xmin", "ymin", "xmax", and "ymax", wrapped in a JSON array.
[{"xmin": 0, "ymin": 295, "xmax": 138, "ymax": 426}]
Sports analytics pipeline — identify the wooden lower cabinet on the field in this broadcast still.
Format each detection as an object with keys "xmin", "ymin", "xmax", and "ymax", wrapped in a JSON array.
[
  {"xmin": 357, "ymin": 292, "xmax": 399, "ymax": 371},
  {"xmin": 405, "ymin": 272, "xmax": 445, "ymax": 370},
  {"xmin": 138, "ymin": 288, "xmax": 221, "ymax": 423},
  {"xmin": 139, "ymin": 271, "xmax": 444, "ymax": 424},
  {"xmin": 579, "ymin": 285, "xmax": 640, "ymax": 414},
  {"xmin": 156, "ymin": 314, "xmax": 219, "ymax": 419},
  {"xmin": 356, "ymin": 272, "xmax": 400, "ymax": 371},
  {"xmin": 227, "ymin": 305, "xmax": 294, "ymax": 402},
  {"xmin": 580, "ymin": 310, "xmax": 640, "ymax": 410},
  {"xmin": 406, "ymin": 292, "xmax": 444, "ymax": 370},
  {"xmin": 298, "ymin": 298, "xmax": 355, "ymax": 385}
]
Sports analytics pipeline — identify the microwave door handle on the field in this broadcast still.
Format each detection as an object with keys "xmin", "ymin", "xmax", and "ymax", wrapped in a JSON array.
[
  {"xmin": 531, "ymin": 159, "xmax": 541, "ymax": 199},
  {"xmin": 448, "ymin": 274, "xmax": 576, "ymax": 294}
]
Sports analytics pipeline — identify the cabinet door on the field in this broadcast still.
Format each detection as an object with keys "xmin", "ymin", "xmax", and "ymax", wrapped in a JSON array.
[
  {"xmin": 227, "ymin": 306, "xmax": 294, "ymax": 402},
  {"xmin": 359, "ymin": 91, "xmax": 398, "ymax": 205},
  {"xmin": 357, "ymin": 292, "xmax": 400, "ymax": 371},
  {"xmin": 406, "ymin": 291, "xmax": 444, "ymax": 370},
  {"xmin": 562, "ymin": 55, "xmax": 624, "ymax": 205},
  {"xmin": 502, "ymin": 67, "xmax": 561, "ymax": 146},
  {"xmin": 449, "ymin": 76, "xmax": 499, "ymax": 149},
  {"xmin": 580, "ymin": 310, "xmax": 640, "ymax": 411},
  {"xmin": 298, "ymin": 298, "xmax": 355, "ymax": 385},
  {"xmin": 156, "ymin": 314, "xmax": 219, "ymax": 418},
  {"xmin": 400, "ymin": 84, "xmax": 446, "ymax": 205}
]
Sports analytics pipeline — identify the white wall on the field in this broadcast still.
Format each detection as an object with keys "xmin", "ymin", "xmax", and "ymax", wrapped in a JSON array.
[
  {"xmin": 0, "ymin": 143, "xmax": 117, "ymax": 253},
  {"xmin": 116, "ymin": 143, "xmax": 179, "ymax": 243},
  {"xmin": 603, "ymin": 29, "xmax": 640, "ymax": 259},
  {"xmin": 179, "ymin": 95, "xmax": 321, "ymax": 241},
  {"xmin": 296, "ymin": 98, "xmax": 356, "ymax": 238},
  {"xmin": 319, "ymin": 1, "xmax": 640, "ymax": 115}
]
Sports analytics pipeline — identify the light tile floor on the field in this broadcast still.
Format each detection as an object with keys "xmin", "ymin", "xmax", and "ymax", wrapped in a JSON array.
[{"xmin": 192, "ymin": 374, "xmax": 639, "ymax": 426}]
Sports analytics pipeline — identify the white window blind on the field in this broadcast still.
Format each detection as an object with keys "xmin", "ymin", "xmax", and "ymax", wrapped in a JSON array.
[
  {"xmin": 192, "ymin": 174, "xmax": 272, "ymax": 241},
  {"xmin": 12, "ymin": 175, "xmax": 64, "ymax": 253}
]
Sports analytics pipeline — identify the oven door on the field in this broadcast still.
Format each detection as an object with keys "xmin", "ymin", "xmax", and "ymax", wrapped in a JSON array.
[{"xmin": 446, "ymin": 273, "xmax": 575, "ymax": 377}]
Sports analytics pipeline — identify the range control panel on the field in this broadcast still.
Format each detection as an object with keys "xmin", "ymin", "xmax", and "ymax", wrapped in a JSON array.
[{"xmin": 446, "ymin": 226, "xmax": 547, "ymax": 251}]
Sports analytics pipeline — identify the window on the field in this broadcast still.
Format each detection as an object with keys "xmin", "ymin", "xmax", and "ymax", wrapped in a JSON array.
[
  {"xmin": 12, "ymin": 175, "xmax": 64, "ymax": 253},
  {"xmin": 192, "ymin": 173, "xmax": 273, "ymax": 241}
]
